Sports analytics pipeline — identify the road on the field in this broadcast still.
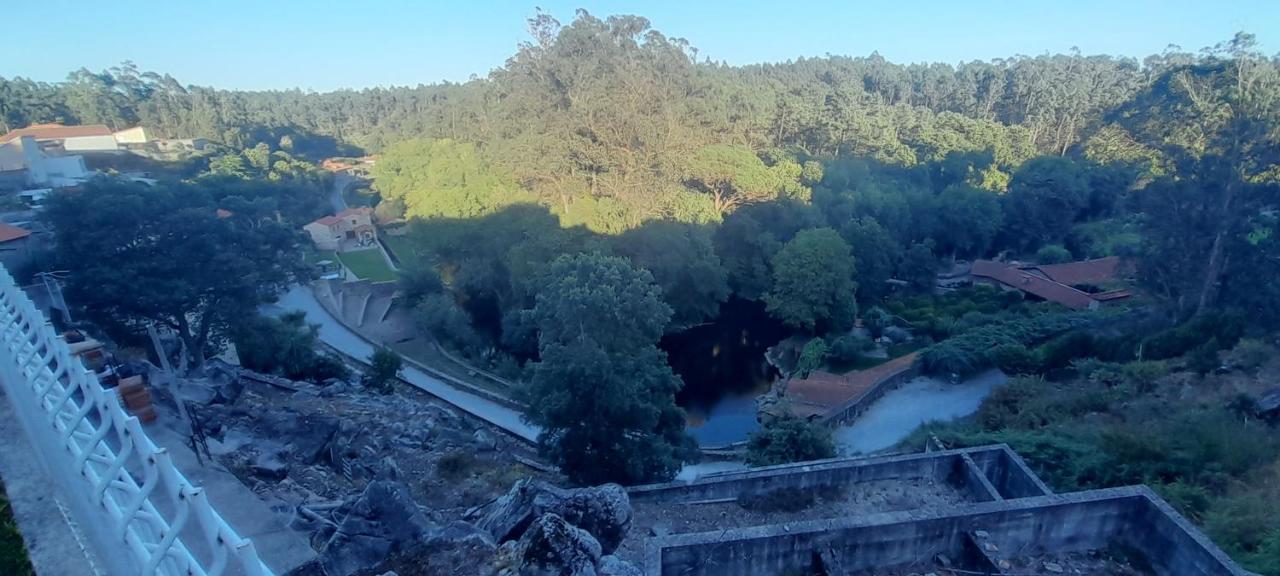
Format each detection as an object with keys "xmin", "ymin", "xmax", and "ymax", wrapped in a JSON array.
[
  {"xmin": 269, "ymin": 286, "xmax": 540, "ymax": 442},
  {"xmin": 329, "ymin": 172, "xmax": 353, "ymax": 212}
]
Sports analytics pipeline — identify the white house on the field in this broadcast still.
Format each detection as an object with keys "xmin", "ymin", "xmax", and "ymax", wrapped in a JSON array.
[
  {"xmin": 303, "ymin": 207, "xmax": 377, "ymax": 251},
  {"xmin": 0, "ymin": 136, "xmax": 90, "ymax": 190},
  {"xmin": 0, "ymin": 123, "xmax": 119, "ymax": 152}
]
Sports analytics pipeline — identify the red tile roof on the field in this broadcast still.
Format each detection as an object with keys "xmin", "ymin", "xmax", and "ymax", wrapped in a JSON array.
[
  {"xmin": 0, "ymin": 222, "xmax": 31, "ymax": 243},
  {"xmin": 337, "ymin": 206, "xmax": 373, "ymax": 218},
  {"xmin": 971, "ymin": 260, "xmax": 1101, "ymax": 310},
  {"xmin": 1029, "ymin": 256, "xmax": 1125, "ymax": 286},
  {"xmin": 0, "ymin": 123, "xmax": 113, "ymax": 144},
  {"xmin": 783, "ymin": 353, "xmax": 920, "ymax": 419},
  {"xmin": 311, "ymin": 215, "xmax": 342, "ymax": 227}
]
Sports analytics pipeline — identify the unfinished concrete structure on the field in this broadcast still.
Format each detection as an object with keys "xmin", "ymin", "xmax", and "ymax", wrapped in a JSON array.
[{"xmin": 628, "ymin": 445, "xmax": 1249, "ymax": 576}]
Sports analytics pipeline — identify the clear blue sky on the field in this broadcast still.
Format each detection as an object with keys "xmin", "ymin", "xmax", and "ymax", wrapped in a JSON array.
[{"xmin": 5, "ymin": 1, "xmax": 1277, "ymax": 91}]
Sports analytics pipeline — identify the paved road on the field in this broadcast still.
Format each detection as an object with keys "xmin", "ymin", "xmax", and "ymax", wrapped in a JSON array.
[
  {"xmin": 329, "ymin": 172, "xmax": 353, "ymax": 213},
  {"xmin": 270, "ymin": 286, "xmax": 540, "ymax": 442}
]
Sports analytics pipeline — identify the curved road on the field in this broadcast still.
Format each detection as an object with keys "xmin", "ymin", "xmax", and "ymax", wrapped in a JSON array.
[{"xmin": 269, "ymin": 286, "xmax": 540, "ymax": 442}]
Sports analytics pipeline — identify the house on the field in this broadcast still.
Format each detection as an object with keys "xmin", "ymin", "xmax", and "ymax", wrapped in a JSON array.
[
  {"xmin": 112, "ymin": 126, "xmax": 152, "ymax": 145},
  {"xmin": 0, "ymin": 123, "xmax": 118, "ymax": 152},
  {"xmin": 0, "ymin": 222, "xmax": 35, "ymax": 271},
  {"xmin": 303, "ymin": 207, "xmax": 377, "ymax": 251},
  {"xmin": 969, "ymin": 256, "xmax": 1132, "ymax": 310},
  {"xmin": 0, "ymin": 136, "xmax": 91, "ymax": 191}
]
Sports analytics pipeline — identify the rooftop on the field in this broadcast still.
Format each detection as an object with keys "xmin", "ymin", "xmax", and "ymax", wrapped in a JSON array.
[{"xmin": 0, "ymin": 123, "xmax": 113, "ymax": 144}]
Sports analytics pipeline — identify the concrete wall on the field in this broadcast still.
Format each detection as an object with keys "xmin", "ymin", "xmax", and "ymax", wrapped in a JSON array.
[
  {"xmin": 62, "ymin": 135, "xmax": 118, "ymax": 152},
  {"xmin": 646, "ymin": 487, "xmax": 1248, "ymax": 576},
  {"xmin": 821, "ymin": 363, "xmax": 920, "ymax": 425},
  {"xmin": 629, "ymin": 445, "xmax": 1043, "ymax": 504}
]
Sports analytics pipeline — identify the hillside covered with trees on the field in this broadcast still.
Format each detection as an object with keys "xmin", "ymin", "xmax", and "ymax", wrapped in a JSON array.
[{"xmin": 9, "ymin": 11, "xmax": 1280, "ymax": 573}]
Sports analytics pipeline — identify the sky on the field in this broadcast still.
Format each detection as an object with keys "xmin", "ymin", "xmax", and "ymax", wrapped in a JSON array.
[{"xmin": 5, "ymin": 1, "xmax": 1278, "ymax": 91}]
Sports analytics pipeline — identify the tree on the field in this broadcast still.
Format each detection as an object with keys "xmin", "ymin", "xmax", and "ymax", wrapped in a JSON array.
[
  {"xmin": 523, "ymin": 253, "xmax": 696, "ymax": 485},
  {"xmin": 746, "ymin": 416, "xmax": 836, "ymax": 466},
  {"xmin": 363, "ymin": 347, "xmax": 403, "ymax": 394},
  {"xmin": 371, "ymin": 139, "xmax": 532, "ymax": 220},
  {"xmin": 1002, "ymin": 156, "xmax": 1090, "ymax": 251},
  {"xmin": 682, "ymin": 145, "xmax": 809, "ymax": 214},
  {"xmin": 765, "ymin": 228, "xmax": 857, "ymax": 333},
  {"xmin": 841, "ymin": 217, "xmax": 900, "ymax": 304},
  {"xmin": 932, "ymin": 185, "xmax": 1002, "ymax": 258},
  {"xmin": 44, "ymin": 180, "xmax": 304, "ymax": 367},
  {"xmin": 1036, "ymin": 244, "xmax": 1073, "ymax": 264},
  {"xmin": 232, "ymin": 312, "xmax": 349, "ymax": 382},
  {"xmin": 898, "ymin": 241, "xmax": 939, "ymax": 293},
  {"xmin": 613, "ymin": 222, "xmax": 729, "ymax": 331}
]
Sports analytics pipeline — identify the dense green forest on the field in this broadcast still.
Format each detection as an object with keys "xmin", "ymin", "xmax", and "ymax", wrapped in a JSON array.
[{"xmin": 11, "ymin": 11, "xmax": 1280, "ymax": 572}]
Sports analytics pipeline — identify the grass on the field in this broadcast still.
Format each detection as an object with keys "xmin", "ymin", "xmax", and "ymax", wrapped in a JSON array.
[
  {"xmin": 381, "ymin": 233, "xmax": 417, "ymax": 264},
  {"xmin": 0, "ymin": 482, "xmax": 33, "ymax": 576},
  {"xmin": 337, "ymin": 248, "xmax": 398, "ymax": 282}
]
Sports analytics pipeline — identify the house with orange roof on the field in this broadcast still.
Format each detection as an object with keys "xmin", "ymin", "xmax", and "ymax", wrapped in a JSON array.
[
  {"xmin": 303, "ymin": 207, "xmax": 377, "ymax": 251},
  {"xmin": 0, "ymin": 123, "xmax": 118, "ymax": 152},
  {"xmin": 969, "ymin": 257, "xmax": 1132, "ymax": 310}
]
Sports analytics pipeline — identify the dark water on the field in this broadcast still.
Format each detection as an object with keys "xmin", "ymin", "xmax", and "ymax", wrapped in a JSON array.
[{"xmin": 660, "ymin": 298, "xmax": 788, "ymax": 447}]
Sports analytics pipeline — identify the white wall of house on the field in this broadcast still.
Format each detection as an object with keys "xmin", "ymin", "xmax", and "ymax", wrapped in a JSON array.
[
  {"xmin": 62, "ymin": 135, "xmax": 118, "ymax": 152},
  {"xmin": 113, "ymin": 126, "xmax": 150, "ymax": 144}
]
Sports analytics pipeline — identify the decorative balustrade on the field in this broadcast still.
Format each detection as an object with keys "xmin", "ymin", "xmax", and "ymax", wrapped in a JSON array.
[{"xmin": 0, "ymin": 266, "xmax": 270, "ymax": 576}]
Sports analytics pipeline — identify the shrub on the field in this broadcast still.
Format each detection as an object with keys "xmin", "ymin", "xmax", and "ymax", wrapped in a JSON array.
[
  {"xmin": 1187, "ymin": 337, "xmax": 1222, "ymax": 375},
  {"xmin": 1035, "ymin": 244, "xmax": 1073, "ymax": 264},
  {"xmin": 863, "ymin": 306, "xmax": 893, "ymax": 339},
  {"xmin": 415, "ymin": 293, "xmax": 484, "ymax": 354},
  {"xmin": 363, "ymin": 347, "xmax": 403, "ymax": 394},
  {"xmin": 746, "ymin": 417, "xmax": 836, "ymax": 467},
  {"xmin": 1120, "ymin": 361, "xmax": 1167, "ymax": 394},
  {"xmin": 827, "ymin": 334, "xmax": 874, "ymax": 364},
  {"xmin": 1142, "ymin": 312, "xmax": 1244, "ymax": 360},
  {"xmin": 436, "ymin": 451, "xmax": 477, "ymax": 481},
  {"xmin": 1225, "ymin": 339, "xmax": 1272, "ymax": 373},
  {"xmin": 795, "ymin": 338, "xmax": 830, "ymax": 378},
  {"xmin": 989, "ymin": 344, "xmax": 1039, "ymax": 375}
]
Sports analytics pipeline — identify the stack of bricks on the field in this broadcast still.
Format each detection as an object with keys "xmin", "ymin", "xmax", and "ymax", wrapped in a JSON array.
[{"xmin": 117, "ymin": 375, "xmax": 156, "ymax": 423}]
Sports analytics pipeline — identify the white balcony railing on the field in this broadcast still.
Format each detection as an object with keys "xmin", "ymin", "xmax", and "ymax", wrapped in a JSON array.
[{"xmin": 0, "ymin": 266, "xmax": 271, "ymax": 576}]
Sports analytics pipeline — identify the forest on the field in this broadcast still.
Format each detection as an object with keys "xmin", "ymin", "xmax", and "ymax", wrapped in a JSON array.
[{"xmin": 7, "ymin": 10, "xmax": 1280, "ymax": 573}]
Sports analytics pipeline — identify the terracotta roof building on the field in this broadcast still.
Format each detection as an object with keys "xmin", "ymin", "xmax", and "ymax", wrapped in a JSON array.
[
  {"xmin": 0, "ymin": 123, "xmax": 118, "ymax": 152},
  {"xmin": 969, "ymin": 257, "xmax": 1131, "ymax": 310}
]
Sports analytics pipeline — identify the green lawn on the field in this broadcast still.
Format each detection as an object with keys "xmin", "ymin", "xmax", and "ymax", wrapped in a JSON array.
[
  {"xmin": 337, "ymin": 249, "xmax": 398, "ymax": 282},
  {"xmin": 0, "ymin": 483, "xmax": 33, "ymax": 576},
  {"xmin": 381, "ymin": 234, "xmax": 417, "ymax": 264}
]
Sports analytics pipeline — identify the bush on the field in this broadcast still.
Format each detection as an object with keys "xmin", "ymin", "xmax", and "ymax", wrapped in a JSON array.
[
  {"xmin": 1035, "ymin": 244, "xmax": 1073, "ymax": 264},
  {"xmin": 436, "ymin": 451, "xmax": 477, "ymax": 481},
  {"xmin": 1121, "ymin": 361, "xmax": 1167, "ymax": 394},
  {"xmin": 827, "ymin": 334, "xmax": 874, "ymax": 364},
  {"xmin": 863, "ymin": 306, "xmax": 893, "ymax": 339},
  {"xmin": 795, "ymin": 338, "xmax": 830, "ymax": 378},
  {"xmin": 363, "ymin": 347, "xmax": 403, "ymax": 394},
  {"xmin": 1142, "ymin": 313, "xmax": 1244, "ymax": 360},
  {"xmin": 746, "ymin": 417, "xmax": 836, "ymax": 466},
  {"xmin": 989, "ymin": 344, "xmax": 1039, "ymax": 374},
  {"xmin": 233, "ymin": 312, "xmax": 351, "ymax": 382},
  {"xmin": 415, "ymin": 294, "xmax": 483, "ymax": 354},
  {"xmin": 1225, "ymin": 339, "xmax": 1272, "ymax": 373},
  {"xmin": 1187, "ymin": 337, "xmax": 1222, "ymax": 375}
]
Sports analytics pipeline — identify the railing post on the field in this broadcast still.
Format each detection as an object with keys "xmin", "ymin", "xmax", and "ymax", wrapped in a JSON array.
[{"xmin": 0, "ymin": 265, "xmax": 272, "ymax": 576}]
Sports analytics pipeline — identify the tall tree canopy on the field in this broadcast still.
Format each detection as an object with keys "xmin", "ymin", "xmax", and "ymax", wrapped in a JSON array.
[
  {"xmin": 522, "ymin": 253, "xmax": 696, "ymax": 485},
  {"xmin": 764, "ymin": 228, "xmax": 858, "ymax": 333},
  {"xmin": 44, "ymin": 180, "xmax": 305, "ymax": 365}
]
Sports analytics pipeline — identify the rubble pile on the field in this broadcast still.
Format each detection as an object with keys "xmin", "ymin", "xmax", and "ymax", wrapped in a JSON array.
[{"xmin": 164, "ymin": 361, "xmax": 641, "ymax": 576}]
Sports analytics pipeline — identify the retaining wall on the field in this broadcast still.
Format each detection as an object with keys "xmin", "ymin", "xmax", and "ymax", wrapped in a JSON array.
[{"xmin": 645, "ymin": 487, "xmax": 1248, "ymax": 576}]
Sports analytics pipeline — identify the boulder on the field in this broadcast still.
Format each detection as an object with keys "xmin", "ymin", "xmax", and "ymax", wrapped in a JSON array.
[
  {"xmin": 471, "ymin": 480, "xmax": 631, "ymax": 555},
  {"xmin": 515, "ymin": 514, "xmax": 601, "ymax": 576},
  {"xmin": 597, "ymin": 556, "xmax": 641, "ymax": 576},
  {"xmin": 321, "ymin": 481, "xmax": 440, "ymax": 576},
  {"xmin": 320, "ymin": 380, "xmax": 353, "ymax": 398},
  {"xmin": 251, "ymin": 451, "xmax": 290, "ymax": 481},
  {"xmin": 473, "ymin": 429, "xmax": 498, "ymax": 452},
  {"xmin": 258, "ymin": 409, "xmax": 341, "ymax": 465}
]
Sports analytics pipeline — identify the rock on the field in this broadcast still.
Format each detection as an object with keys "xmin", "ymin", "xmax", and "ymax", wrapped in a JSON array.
[
  {"xmin": 471, "ymin": 480, "xmax": 632, "ymax": 555},
  {"xmin": 647, "ymin": 523, "xmax": 670, "ymax": 537},
  {"xmin": 320, "ymin": 481, "xmax": 440, "ymax": 576},
  {"xmin": 259, "ymin": 409, "xmax": 341, "ymax": 465},
  {"xmin": 251, "ymin": 452, "xmax": 290, "ymax": 481},
  {"xmin": 515, "ymin": 514, "xmax": 601, "ymax": 576},
  {"xmin": 378, "ymin": 456, "xmax": 401, "ymax": 481},
  {"xmin": 1044, "ymin": 561, "xmax": 1065, "ymax": 573},
  {"xmin": 473, "ymin": 429, "xmax": 498, "ymax": 452},
  {"xmin": 597, "ymin": 556, "xmax": 641, "ymax": 576},
  {"xmin": 320, "ymin": 380, "xmax": 353, "ymax": 398}
]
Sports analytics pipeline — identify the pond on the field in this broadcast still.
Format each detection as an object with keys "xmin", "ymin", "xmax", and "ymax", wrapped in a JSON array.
[
  {"xmin": 660, "ymin": 298, "xmax": 788, "ymax": 447},
  {"xmin": 833, "ymin": 369, "xmax": 1008, "ymax": 455}
]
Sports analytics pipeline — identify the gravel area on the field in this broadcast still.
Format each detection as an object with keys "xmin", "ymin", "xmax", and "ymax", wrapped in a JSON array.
[{"xmin": 617, "ymin": 476, "xmax": 973, "ymax": 563}]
